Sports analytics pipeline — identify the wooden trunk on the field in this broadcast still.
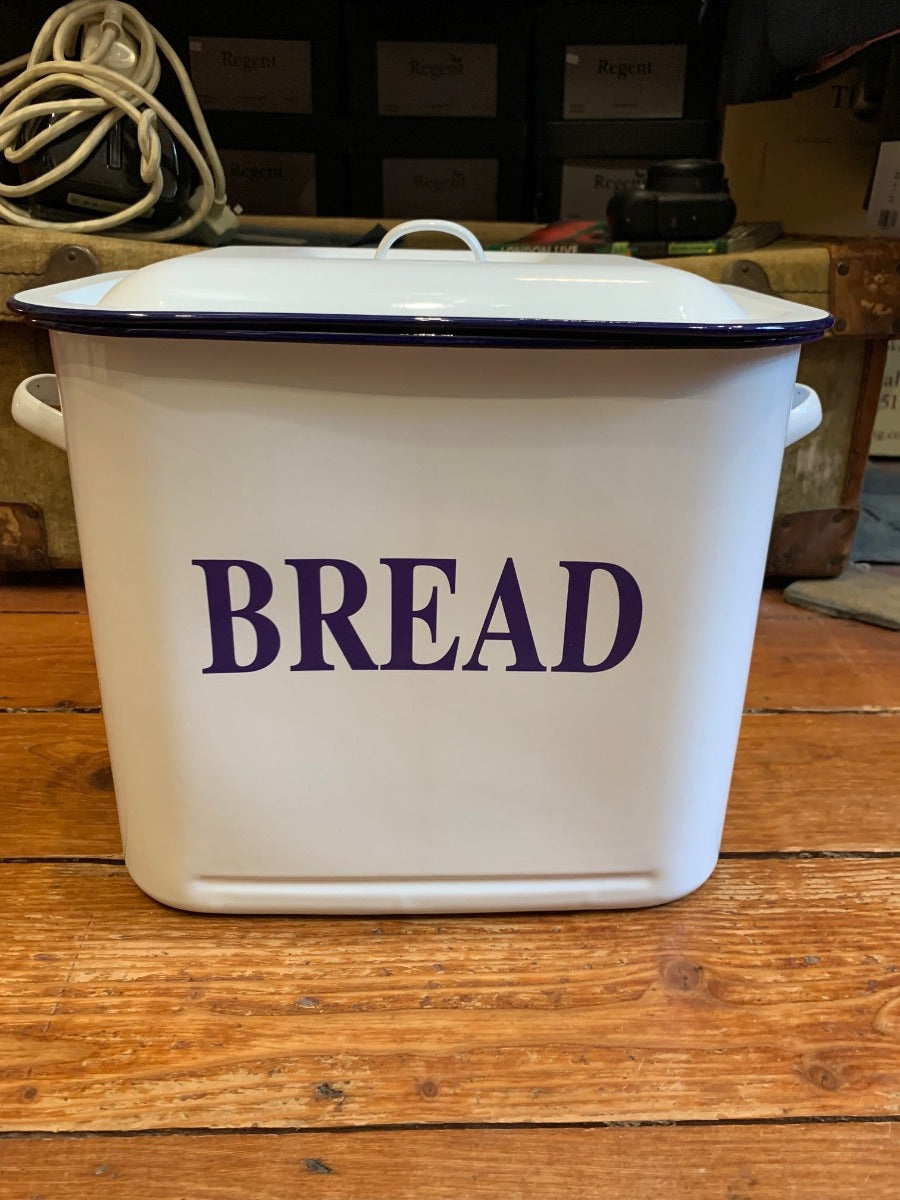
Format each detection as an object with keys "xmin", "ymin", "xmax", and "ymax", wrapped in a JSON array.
[
  {"xmin": 1, "ymin": 222, "xmax": 896, "ymax": 575},
  {"xmin": 0, "ymin": 231, "xmax": 196, "ymax": 571},
  {"xmin": 660, "ymin": 238, "xmax": 899, "ymax": 578}
]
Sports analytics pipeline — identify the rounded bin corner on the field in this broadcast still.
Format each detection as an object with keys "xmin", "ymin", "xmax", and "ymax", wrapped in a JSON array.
[
  {"xmin": 124, "ymin": 856, "xmax": 214, "ymax": 915},
  {"xmin": 648, "ymin": 852, "xmax": 722, "ymax": 908}
]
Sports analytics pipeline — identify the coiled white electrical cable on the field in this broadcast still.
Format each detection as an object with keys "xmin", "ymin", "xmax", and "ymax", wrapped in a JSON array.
[{"xmin": 0, "ymin": 1, "xmax": 237, "ymax": 241}]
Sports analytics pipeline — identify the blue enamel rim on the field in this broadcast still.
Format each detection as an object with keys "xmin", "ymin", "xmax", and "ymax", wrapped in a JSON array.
[{"xmin": 6, "ymin": 299, "xmax": 834, "ymax": 348}]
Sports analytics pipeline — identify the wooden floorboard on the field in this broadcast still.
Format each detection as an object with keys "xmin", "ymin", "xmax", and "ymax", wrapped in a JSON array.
[
  {"xmin": 0, "ymin": 714, "xmax": 117, "ymax": 858},
  {"xmin": 1, "ymin": 1124, "xmax": 897, "ymax": 1199},
  {"xmin": 2, "ymin": 711, "xmax": 899, "ymax": 859},
  {"xmin": 0, "ymin": 614, "xmax": 99, "ymax": 710},
  {"xmin": 2, "ymin": 588, "xmax": 898, "ymax": 713},
  {"xmin": 1, "ymin": 580, "xmax": 897, "ymax": 1191},
  {"xmin": 2, "ymin": 860, "xmax": 898, "ymax": 1130},
  {"xmin": 722, "ymin": 712, "xmax": 900, "ymax": 851},
  {"xmin": 746, "ymin": 600, "xmax": 900, "ymax": 711}
]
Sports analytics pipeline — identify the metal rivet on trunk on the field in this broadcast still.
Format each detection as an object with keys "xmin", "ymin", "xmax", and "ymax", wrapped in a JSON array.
[
  {"xmin": 833, "ymin": 318, "xmax": 846, "ymax": 332},
  {"xmin": 836, "ymin": 261, "xmax": 850, "ymax": 275}
]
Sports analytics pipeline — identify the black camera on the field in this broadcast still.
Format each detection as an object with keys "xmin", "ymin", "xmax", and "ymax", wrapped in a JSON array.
[{"xmin": 606, "ymin": 159, "xmax": 737, "ymax": 242}]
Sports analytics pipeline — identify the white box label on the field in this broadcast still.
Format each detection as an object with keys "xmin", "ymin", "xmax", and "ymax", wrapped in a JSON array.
[
  {"xmin": 560, "ymin": 160, "xmax": 649, "ymax": 221},
  {"xmin": 564, "ymin": 44, "xmax": 686, "ymax": 118},
  {"xmin": 377, "ymin": 42, "xmax": 497, "ymax": 117},
  {"xmin": 872, "ymin": 340, "xmax": 900, "ymax": 456},
  {"xmin": 382, "ymin": 158, "xmax": 498, "ymax": 219},
  {"xmin": 866, "ymin": 141, "xmax": 900, "ymax": 236},
  {"xmin": 189, "ymin": 37, "xmax": 312, "ymax": 114},
  {"xmin": 218, "ymin": 150, "xmax": 317, "ymax": 215}
]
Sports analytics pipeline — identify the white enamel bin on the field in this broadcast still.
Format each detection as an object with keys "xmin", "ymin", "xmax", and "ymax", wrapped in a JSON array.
[{"xmin": 10, "ymin": 219, "xmax": 830, "ymax": 913}]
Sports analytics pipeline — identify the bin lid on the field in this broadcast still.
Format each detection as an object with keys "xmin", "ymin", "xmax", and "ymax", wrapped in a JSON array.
[{"xmin": 8, "ymin": 218, "xmax": 832, "ymax": 348}]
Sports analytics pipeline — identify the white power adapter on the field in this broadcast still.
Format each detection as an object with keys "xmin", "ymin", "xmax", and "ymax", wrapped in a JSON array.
[
  {"xmin": 81, "ymin": 17, "xmax": 140, "ymax": 79},
  {"xmin": 0, "ymin": 1, "xmax": 239, "ymax": 242}
]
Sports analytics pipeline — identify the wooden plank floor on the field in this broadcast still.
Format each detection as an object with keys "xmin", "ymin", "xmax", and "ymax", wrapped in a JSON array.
[{"xmin": 1, "ymin": 579, "xmax": 898, "ymax": 1197}]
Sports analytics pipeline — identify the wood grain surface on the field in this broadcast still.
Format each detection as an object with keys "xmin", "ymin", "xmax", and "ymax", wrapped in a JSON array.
[
  {"xmin": 0, "ymin": 713, "xmax": 117, "ymax": 858},
  {"xmin": 2, "ymin": 859, "xmax": 898, "ymax": 1130},
  {"xmin": 1, "ymin": 580, "xmax": 897, "ymax": 1196},
  {"xmin": 1, "ymin": 1124, "xmax": 897, "ymax": 1199},
  {"xmin": 747, "ymin": 595, "xmax": 900, "ymax": 711},
  {"xmin": 3, "ymin": 590, "xmax": 899, "ymax": 714},
  {"xmin": 0, "ymin": 613, "xmax": 99, "ymax": 710},
  {"xmin": 2, "ymin": 711, "xmax": 899, "ymax": 860},
  {"xmin": 723, "ymin": 712, "xmax": 900, "ymax": 851}
]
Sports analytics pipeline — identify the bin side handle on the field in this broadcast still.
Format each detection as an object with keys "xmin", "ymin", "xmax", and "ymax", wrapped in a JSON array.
[
  {"xmin": 785, "ymin": 383, "xmax": 821, "ymax": 448},
  {"xmin": 11, "ymin": 374, "xmax": 66, "ymax": 452},
  {"xmin": 10, "ymin": 373, "xmax": 822, "ymax": 457}
]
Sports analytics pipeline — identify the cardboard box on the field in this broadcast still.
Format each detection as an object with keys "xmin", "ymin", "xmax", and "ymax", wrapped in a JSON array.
[{"xmin": 721, "ymin": 68, "xmax": 883, "ymax": 237}]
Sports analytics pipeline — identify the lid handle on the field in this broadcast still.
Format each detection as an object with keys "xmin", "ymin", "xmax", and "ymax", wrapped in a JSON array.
[{"xmin": 374, "ymin": 220, "xmax": 487, "ymax": 262}]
